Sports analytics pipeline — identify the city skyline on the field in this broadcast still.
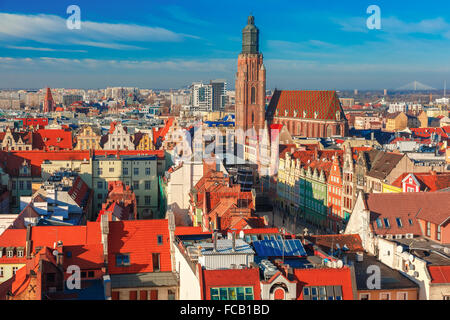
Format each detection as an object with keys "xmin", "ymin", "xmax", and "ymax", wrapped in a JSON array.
[{"xmin": 1, "ymin": 0, "xmax": 450, "ymax": 90}]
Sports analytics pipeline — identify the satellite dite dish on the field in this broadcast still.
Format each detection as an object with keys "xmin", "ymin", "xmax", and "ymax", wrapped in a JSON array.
[
  {"xmin": 396, "ymin": 245, "xmax": 404, "ymax": 254},
  {"xmin": 239, "ymin": 230, "xmax": 244, "ymax": 239},
  {"xmin": 52, "ymin": 250, "xmax": 58, "ymax": 256},
  {"xmin": 336, "ymin": 260, "xmax": 344, "ymax": 268},
  {"xmin": 409, "ymin": 254, "xmax": 415, "ymax": 263}
]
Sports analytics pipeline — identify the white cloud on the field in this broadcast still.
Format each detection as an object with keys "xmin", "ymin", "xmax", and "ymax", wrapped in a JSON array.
[
  {"xmin": 6, "ymin": 45, "xmax": 87, "ymax": 52},
  {"xmin": 0, "ymin": 13, "xmax": 195, "ymax": 50},
  {"xmin": 334, "ymin": 15, "xmax": 450, "ymax": 36}
]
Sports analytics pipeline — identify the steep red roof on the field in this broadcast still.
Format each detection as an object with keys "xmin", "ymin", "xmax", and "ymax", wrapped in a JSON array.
[
  {"xmin": 308, "ymin": 234, "xmax": 363, "ymax": 252},
  {"xmin": 107, "ymin": 219, "xmax": 171, "ymax": 274},
  {"xmin": 268, "ymin": 90, "xmax": 345, "ymax": 121},
  {"xmin": 33, "ymin": 129, "xmax": 73, "ymax": 150}
]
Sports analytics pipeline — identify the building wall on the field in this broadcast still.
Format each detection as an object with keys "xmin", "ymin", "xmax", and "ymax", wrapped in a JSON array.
[
  {"xmin": 0, "ymin": 264, "xmax": 26, "ymax": 284},
  {"xmin": 357, "ymin": 288, "xmax": 418, "ymax": 300},
  {"xmin": 93, "ymin": 157, "xmax": 158, "ymax": 219},
  {"xmin": 111, "ymin": 285, "xmax": 178, "ymax": 300},
  {"xmin": 173, "ymin": 244, "xmax": 201, "ymax": 300}
]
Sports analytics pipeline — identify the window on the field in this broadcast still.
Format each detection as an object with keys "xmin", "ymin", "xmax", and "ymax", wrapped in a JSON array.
[
  {"xmin": 437, "ymin": 225, "xmax": 441, "ymax": 241},
  {"xmin": 97, "ymin": 181, "xmax": 103, "ymax": 189},
  {"xmin": 97, "ymin": 168, "xmax": 103, "ymax": 175},
  {"xmin": 109, "ymin": 167, "xmax": 114, "ymax": 173},
  {"xmin": 397, "ymin": 292, "xmax": 408, "ymax": 300},
  {"xmin": 168, "ymin": 289, "xmax": 176, "ymax": 300},
  {"xmin": 157, "ymin": 235, "xmax": 163, "ymax": 245},
  {"xmin": 81, "ymin": 271, "xmax": 87, "ymax": 278},
  {"xmin": 133, "ymin": 181, "xmax": 139, "ymax": 190},
  {"xmin": 145, "ymin": 196, "xmax": 151, "ymax": 205},
  {"xmin": 97, "ymin": 193, "xmax": 103, "ymax": 200},
  {"xmin": 12, "ymin": 267, "xmax": 18, "ymax": 275},
  {"xmin": 396, "ymin": 218, "xmax": 403, "ymax": 228},
  {"xmin": 17, "ymin": 249, "xmax": 24, "ymax": 258},
  {"xmin": 145, "ymin": 181, "xmax": 151, "ymax": 190},
  {"xmin": 426, "ymin": 221, "xmax": 431, "ymax": 237},
  {"xmin": 0, "ymin": 267, "xmax": 3, "ymax": 277},
  {"xmin": 134, "ymin": 168, "xmax": 139, "ymax": 175},
  {"xmin": 383, "ymin": 218, "xmax": 390, "ymax": 228},
  {"xmin": 6, "ymin": 250, "xmax": 13, "ymax": 258},
  {"xmin": 303, "ymin": 286, "xmax": 342, "ymax": 300},
  {"xmin": 123, "ymin": 167, "xmax": 128, "ymax": 175},
  {"xmin": 26, "ymin": 181, "xmax": 31, "ymax": 190},
  {"xmin": 251, "ymin": 87, "xmax": 256, "ymax": 105},
  {"xmin": 150, "ymin": 290, "xmax": 158, "ymax": 300},
  {"xmin": 408, "ymin": 219, "xmax": 414, "ymax": 226},
  {"xmin": 360, "ymin": 293, "xmax": 370, "ymax": 300},
  {"xmin": 376, "ymin": 218, "xmax": 383, "ymax": 229},
  {"xmin": 380, "ymin": 293, "xmax": 390, "ymax": 300},
  {"xmin": 210, "ymin": 287, "xmax": 254, "ymax": 300},
  {"xmin": 19, "ymin": 181, "xmax": 24, "ymax": 190},
  {"xmin": 116, "ymin": 254, "xmax": 130, "ymax": 266},
  {"xmin": 152, "ymin": 253, "xmax": 160, "ymax": 272},
  {"xmin": 145, "ymin": 167, "xmax": 151, "ymax": 175},
  {"xmin": 88, "ymin": 271, "xmax": 95, "ymax": 278}
]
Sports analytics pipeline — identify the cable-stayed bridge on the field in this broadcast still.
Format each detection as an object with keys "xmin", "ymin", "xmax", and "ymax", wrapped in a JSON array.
[{"xmin": 395, "ymin": 81, "xmax": 436, "ymax": 91}]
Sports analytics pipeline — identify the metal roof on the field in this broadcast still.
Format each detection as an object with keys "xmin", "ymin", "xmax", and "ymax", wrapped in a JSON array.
[
  {"xmin": 110, "ymin": 272, "xmax": 178, "ymax": 289},
  {"xmin": 200, "ymin": 239, "xmax": 254, "ymax": 255},
  {"xmin": 252, "ymin": 239, "xmax": 307, "ymax": 257}
]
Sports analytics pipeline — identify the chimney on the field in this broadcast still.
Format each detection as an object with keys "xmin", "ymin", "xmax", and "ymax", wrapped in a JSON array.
[
  {"xmin": 213, "ymin": 231, "xmax": 218, "ymax": 253},
  {"xmin": 25, "ymin": 225, "xmax": 32, "ymax": 259},
  {"xmin": 232, "ymin": 232, "xmax": 236, "ymax": 253}
]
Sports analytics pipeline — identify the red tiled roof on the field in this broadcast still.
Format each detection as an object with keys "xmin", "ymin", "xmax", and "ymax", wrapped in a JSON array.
[
  {"xmin": 364, "ymin": 192, "xmax": 450, "ymax": 234},
  {"xmin": 33, "ymin": 129, "xmax": 73, "ymax": 150},
  {"xmin": 107, "ymin": 219, "xmax": 172, "ymax": 274},
  {"xmin": 428, "ymin": 266, "xmax": 450, "ymax": 284},
  {"xmin": 392, "ymin": 172, "xmax": 450, "ymax": 191},
  {"xmin": 174, "ymin": 226, "xmax": 211, "ymax": 236},
  {"xmin": 201, "ymin": 268, "xmax": 261, "ymax": 300},
  {"xmin": 268, "ymin": 90, "xmax": 345, "ymax": 121},
  {"xmin": 294, "ymin": 267, "xmax": 354, "ymax": 300}
]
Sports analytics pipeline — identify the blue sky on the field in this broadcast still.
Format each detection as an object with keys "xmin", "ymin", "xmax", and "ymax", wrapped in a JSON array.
[{"xmin": 1, "ymin": 0, "xmax": 450, "ymax": 90}]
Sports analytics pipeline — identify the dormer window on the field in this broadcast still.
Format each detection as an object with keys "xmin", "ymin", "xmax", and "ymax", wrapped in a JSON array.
[
  {"xmin": 17, "ymin": 247, "xmax": 24, "ymax": 258},
  {"xmin": 314, "ymin": 111, "xmax": 318, "ymax": 119},
  {"xmin": 6, "ymin": 247, "xmax": 14, "ymax": 258}
]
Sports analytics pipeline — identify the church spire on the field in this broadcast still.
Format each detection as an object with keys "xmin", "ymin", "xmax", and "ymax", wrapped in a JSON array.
[{"xmin": 242, "ymin": 15, "xmax": 259, "ymax": 54}]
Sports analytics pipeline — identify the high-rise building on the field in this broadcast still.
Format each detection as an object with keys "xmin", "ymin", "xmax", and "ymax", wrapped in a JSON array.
[
  {"xmin": 210, "ymin": 79, "xmax": 227, "ymax": 111},
  {"xmin": 190, "ymin": 82, "xmax": 213, "ymax": 111}
]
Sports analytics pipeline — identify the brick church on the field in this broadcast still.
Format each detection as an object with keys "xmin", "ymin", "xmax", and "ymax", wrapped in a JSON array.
[{"xmin": 235, "ymin": 16, "xmax": 348, "ymax": 142}]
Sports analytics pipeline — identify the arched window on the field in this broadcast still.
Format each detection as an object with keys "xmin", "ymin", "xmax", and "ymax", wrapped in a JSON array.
[{"xmin": 251, "ymin": 87, "xmax": 256, "ymax": 104}]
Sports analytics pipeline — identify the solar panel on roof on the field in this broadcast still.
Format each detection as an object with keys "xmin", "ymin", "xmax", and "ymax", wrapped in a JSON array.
[{"xmin": 252, "ymin": 239, "xmax": 307, "ymax": 257}]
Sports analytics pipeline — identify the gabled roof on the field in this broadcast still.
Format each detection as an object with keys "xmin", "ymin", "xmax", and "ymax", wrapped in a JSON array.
[
  {"xmin": 392, "ymin": 172, "xmax": 450, "ymax": 191},
  {"xmin": 364, "ymin": 192, "xmax": 450, "ymax": 235},
  {"xmin": 107, "ymin": 219, "xmax": 171, "ymax": 275}
]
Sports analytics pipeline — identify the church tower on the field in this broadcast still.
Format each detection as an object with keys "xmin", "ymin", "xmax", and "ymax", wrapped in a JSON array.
[
  {"xmin": 235, "ymin": 16, "xmax": 266, "ymax": 142},
  {"xmin": 43, "ymin": 87, "xmax": 55, "ymax": 113}
]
